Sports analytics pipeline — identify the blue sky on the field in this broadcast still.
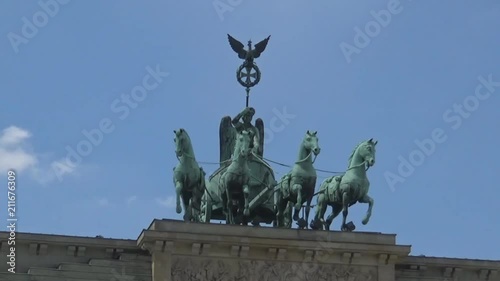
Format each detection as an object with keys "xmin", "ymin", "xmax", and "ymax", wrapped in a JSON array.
[{"xmin": 0, "ymin": 0, "xmax": 499, "ymax": 260}]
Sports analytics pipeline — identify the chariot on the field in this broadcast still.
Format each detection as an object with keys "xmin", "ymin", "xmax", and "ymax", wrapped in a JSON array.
[
  {"xmin": 172, "ymin": 34, "xmax": 378, "ymax": 231},
  {"xmin": 199, "ymin": 154, "xmax": 277, "ymax": 225}
]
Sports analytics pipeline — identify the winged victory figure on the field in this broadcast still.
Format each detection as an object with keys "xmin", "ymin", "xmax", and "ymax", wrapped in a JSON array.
[
  {"xmin": 219, "ymin": 107, "xmax": 265, "ymax": 165},
  {"xmin": 227, "ymin": 34, "xmax": 271, "ymax": 67}
]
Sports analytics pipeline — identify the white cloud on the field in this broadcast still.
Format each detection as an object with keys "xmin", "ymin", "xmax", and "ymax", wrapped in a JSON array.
[
  {"xmin": 0, "ymin": 126, "xmax": 77, "ymax": 185},
  {"xmin": 126, "ymin": 196, "xmax": 137, "ymax": 206},
  {"xmin": 156, "ymin": 196, "xmax": 176, "ymax": 208},
  {"xmin": 0, "ymin": 126, "xmax": 37, "ymax": 173},
  {"xmin": 98, "ymin": 198, "xmax": 110, "ymax": 207},
  {"xmin": 0, "ymin": 126, "xmax": 32, "ymax": 146}
]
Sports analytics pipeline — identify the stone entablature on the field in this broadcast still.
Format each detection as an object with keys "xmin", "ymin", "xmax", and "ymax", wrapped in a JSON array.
[
  {"xmin": 0, "ymin": 232, "xmax": 140, "ymax": 274},
  {"xmin": 138, "ymin": 219, "xmax": 411, "ymax": 281},
  {"xmin": 397, "ymin": 256, "xmax": 499, "ymax": 281},
  {"xmin": 0, "ymin": 219, "xmax": 499, "ymax": 281}
]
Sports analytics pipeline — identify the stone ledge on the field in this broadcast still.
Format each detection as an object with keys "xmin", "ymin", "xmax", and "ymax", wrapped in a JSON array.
[
  {"xmin": 143, "ymin": 219, "xmax": 399, "ymax": 245},
  {"xmin": 396, "ymin": 256, "xmax": 500, "ymax": 281},
  {"xmin": 137, "ymin": 219, "xmax": 411, "ymax": 266},
  {"xmin": 400, "ymin": 255, "xmax": 500, "ymax": 270},
  {"xmin": 138, "ymin": 230, "xmax": 409, "ymax": 254},
  {"xmin": 0, "ymin": 232, "xmax": 136, "ymax": 249}
]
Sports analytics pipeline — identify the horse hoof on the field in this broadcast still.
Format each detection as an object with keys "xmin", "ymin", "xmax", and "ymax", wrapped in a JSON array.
[
  {"xmin": 362, "ymin": 218, "xmax": 369, "ymax": 225},
  {"xmin": 342, "ymin": 222, "xmax": 356, "ymax": 232},
  {"xmin": 297, "ymin": 218, "xmax": 307, "ymax": 229},
  {"xmin": 176, "ymin": 206, "xmax": 182, "ymax": 214},
  {"xmin": 310, "ymin": 219, "xmax": 322, "ymax": 230}
]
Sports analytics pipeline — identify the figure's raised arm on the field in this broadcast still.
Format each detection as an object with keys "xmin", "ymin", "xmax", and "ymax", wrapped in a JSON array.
[{"xmin": 231, "ymin": 111, "xmax": 244, "ymax": 126}]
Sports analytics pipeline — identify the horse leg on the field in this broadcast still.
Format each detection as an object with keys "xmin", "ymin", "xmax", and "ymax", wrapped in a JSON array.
[
  {"xmin": 276, "ymin": 198, "xmax": 287, "ymax": 227},
  {"xmin": 311, "ymin": 193, "xmax": 326, "ymax": 230},
  {"xmin": 222, "ymin": 179, "xmax": 231, "ymax": 224},
  {"xmin": 285, "ymin": 201, "xmax": 293, "ymax": 228},
  {"xmin": 192, "ymin": 170, "xmax": 204, "ymax": 222},
  {"xmin": 175, "ymin": 180, "xmax": 183, "ymax": 214},
  {"xmin": 226, "ymin": 189, "xmax": 235, "ymax": 224},
  {"xmin": 190, "ymin": 188, "xmax": 200, "ymax": 222},
  {"xmin": 243, "ymin": 184, "xmax": 250, "ymax": 217},
  {"xmin": 274, "ymin": 196, "xmax": 281, "ymax": 227},
  {"xmin": 292, "ymin": 184, "xmax": 303, "ymax": 221},
  {"xmin": 359, "ymin": 194, "xmax": 374, "ymax": 225},
  {"xmin": 325, "ymin": 204, "xmax": 342, "ymax": 231},
  {"xmin": 303, "ymin": 195, "xmax": 313, "ymax": 229},
  {"xmin": 341, "ymin": 192, "xmax": 350, "ymax": 231},
  {"xmin": 183, "ymin": 196, "xmax": 192, "ymax": 221}
]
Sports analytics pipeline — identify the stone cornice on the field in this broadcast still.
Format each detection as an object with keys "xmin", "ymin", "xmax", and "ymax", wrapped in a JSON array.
[
  {"xmin": 0, "ymin": 231, "xmax": 136, "ymax": 249},
  {"xmin": 401, "ymin": 255, "xmax": 500, "ymax": 269},
  {"xmin": 137, "ymin": 219, "xmax": 411, "ymax": 265},
  {"xmin": 396, "ymin": 256, "xmax": 500, "ymax": 280}
]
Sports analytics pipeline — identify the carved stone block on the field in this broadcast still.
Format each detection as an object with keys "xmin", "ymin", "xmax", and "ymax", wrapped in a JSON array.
[
  {"xmin": 192, "ymin": 243, "xmax": 202, "ymax": 255},
  {"xmin": 240, "ymin": 246, "xmax": 249, "ymax": 257},
  {"xmin": 171, "ymin": 257, "xmax": 376, "ymax": 281},
  {"xmin": 303, "ymin": 250, "xmax": 314, "ymax": 262},
  {"xmin": 277, "ymin": 248, "xmax": 287, "ymax": 260},
  {"xmin": 39, "ymin": 244, "xmax": 48, "ymax": 255},
  {"xmin": 29, "ymin": 243, "xmax": 37, "ymax": 255},
  {"xmin": 67, "ymin": 245, "xmax": 76, "ymax": 256},
  {"xmin": 76, "ymin": 246, "xmax": 86, "ymax": 257},
  {"xmin": 378, "ymin": 254, "xmax": 388, "ymax": 264}
]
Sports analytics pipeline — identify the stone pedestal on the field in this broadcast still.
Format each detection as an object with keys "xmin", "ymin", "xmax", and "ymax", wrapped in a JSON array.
[{"xmin": 137, "ymin": 219, "xmax": 411, "ymax": 281}]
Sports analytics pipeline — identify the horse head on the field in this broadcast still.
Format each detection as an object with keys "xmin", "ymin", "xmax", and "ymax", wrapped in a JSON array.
[
  {"xmin": 357, "ymin": 138, "xmax": 377, "ymax": 167},
  {"xmin": 304, "ymin": 130, "xmax": 321, "ymax": 156},
  {"xmin": 173, "ymin": 128, "xmax": 190, "ymax": 158},
  {"xmin": 233, "ymin": 130, "xmax": 252, "ymax": 159}
]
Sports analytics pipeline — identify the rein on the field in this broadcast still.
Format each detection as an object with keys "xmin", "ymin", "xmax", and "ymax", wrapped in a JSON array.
[
  {"xmin": 295, "ymin": 151, "xmax": 318, "ymax": 164},
  {"xmin": 175, "ymin": 136, "xmax": 197, "ymax": 162},
  {"xmin": 176, "ymin": 152, "xmax": 196, "ymax": 162},
  {"xmin": 346, "ymin": 160, "xmax": 370, "ymax": 172},
  {"xmin": 175, "ymin": 136, "xmax": 371, "ymax": 175}
]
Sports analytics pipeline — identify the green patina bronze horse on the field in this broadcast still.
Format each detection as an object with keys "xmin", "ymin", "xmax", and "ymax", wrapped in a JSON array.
[
  {"xmin": 275, "ymin": 130, "xmax": 320, "ymax": 229},
  {"xmin": 173, "ymin": 128, "xmax": 206, "ymax": 222},
  {"xmin": 220, "ymin": 130, "xmax": 253, "ymax": 224},
  {"xmin": 311, "ymin": 139, "xmax": 377, "ymax": 231}
]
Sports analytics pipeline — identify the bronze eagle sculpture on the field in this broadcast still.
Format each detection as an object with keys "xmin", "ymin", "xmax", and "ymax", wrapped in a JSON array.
[{"xmin": 227, "ymin": 34, "xmax": 271, "ymax": 67}]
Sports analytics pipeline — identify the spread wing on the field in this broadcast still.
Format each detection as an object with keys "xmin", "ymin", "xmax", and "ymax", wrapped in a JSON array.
[
  {"xmin": 252, "ymin": 35, "xmax": 270, "ymax": 58},
  {"xmin": 219, "ymin": 116, "xmax": 236, "ymax": 166},
  {"xmin": 255, "ymin": 118, "xmax": 264, "ymax": 157},
  {"xmin": 227, "ymin": 34, "xmax": 247, "ymax": 59}
]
